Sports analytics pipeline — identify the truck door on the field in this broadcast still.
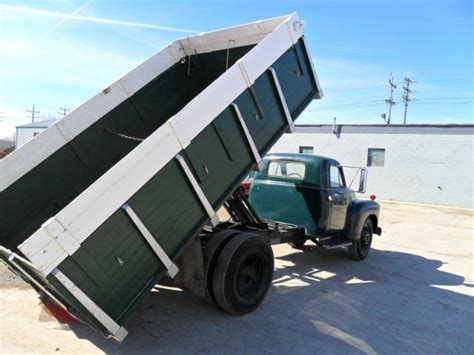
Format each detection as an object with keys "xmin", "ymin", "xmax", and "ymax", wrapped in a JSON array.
[{"xmin": 328, "ymin": 165, "xmax": 349, "ymax": 230}]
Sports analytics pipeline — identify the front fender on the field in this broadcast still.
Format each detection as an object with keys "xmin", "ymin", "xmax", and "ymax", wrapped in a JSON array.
[{"xmin": 345, "ymin": 200, "xmax": 380, "ymax": 240}]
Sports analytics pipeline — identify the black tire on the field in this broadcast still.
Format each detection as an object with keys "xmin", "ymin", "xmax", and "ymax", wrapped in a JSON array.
[
  {"xmin": 212, "ymin": 233, "xmax": 274, "ymax": 315},
  {"xmin": 204, "ymin": 229, "xmax": 240, "ymax": 302},
  {"xmin": 348, "ymin": 218, "xmax": 373, "ymax": 261}
]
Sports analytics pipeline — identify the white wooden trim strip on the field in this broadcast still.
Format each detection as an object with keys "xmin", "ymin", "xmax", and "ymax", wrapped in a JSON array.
[
  {"xmin": 177, "ymin": 15, "xmax": 289, "ymax": 56},
  {"xmin": 268, "ymin": 67, "xmax": 295, "ymax": 133},
  {"xmin": 231, "ymin": 103, "xmax": 263, "ymax": 170},
  {"xmin": 52, "ymin": 269, "xmax": 128, "ymax": 342},
  {"xmin": 175, "ymin": 154, "xmax": 219, "ymax": 227},
  {"xmin": 237, "ymin": 61, "xmax": 252, "ymax": 87},
  {"xmin": 121, "ymin": 204, "xmax": 179, "ymax": 278},
  {"xmin": 285, "ymin": 21, "xmax": 297, "ymax": 45}
]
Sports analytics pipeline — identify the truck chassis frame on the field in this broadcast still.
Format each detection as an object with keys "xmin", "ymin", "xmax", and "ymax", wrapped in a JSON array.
[{"xmin": 172, "ymin": 188, "xmax": 364, "ymax": 313}]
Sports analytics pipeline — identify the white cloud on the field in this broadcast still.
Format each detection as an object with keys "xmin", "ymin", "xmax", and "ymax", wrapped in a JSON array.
[
  {"xmin": 0, "ymin": 4, "xmax": 200, "ymax": 33},
  {"xmin": 44, "ymin": 0, "xmax": 93, "ymax": 35}
]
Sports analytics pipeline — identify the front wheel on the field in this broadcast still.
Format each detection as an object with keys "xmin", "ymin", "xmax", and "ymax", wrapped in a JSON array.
[{"xmin": 348, "ymin": 218, "xmax": 373, "ymax": 261}]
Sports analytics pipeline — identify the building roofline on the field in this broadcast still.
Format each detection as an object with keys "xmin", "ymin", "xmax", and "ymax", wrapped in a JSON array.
[
  {"xmin": 294, "ymin": 123, "xmax": 474, "ymax": 135},
  {"xmin": 16, "ymin": 119, "xmax": 57, "ymax": 129},
  {"xmin": 295, "ymin": 123, "xmax": 474, "ymax": 128}
]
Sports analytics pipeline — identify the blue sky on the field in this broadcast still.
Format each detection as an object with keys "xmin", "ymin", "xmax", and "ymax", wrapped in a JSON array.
[{"xmin": 0, "ymin": 0, "xmax": 472, "ymax": 138}]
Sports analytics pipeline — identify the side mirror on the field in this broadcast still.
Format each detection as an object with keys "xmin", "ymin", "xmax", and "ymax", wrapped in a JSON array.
[{"xmin": 358, "ymin": 168, "xmax": 367, "ymax": 193}]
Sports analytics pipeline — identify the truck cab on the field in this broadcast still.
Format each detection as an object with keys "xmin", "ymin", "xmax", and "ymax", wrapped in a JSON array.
[{"xmin": 249, "ymin": 153, "xmax": 382, "ymax": 260}]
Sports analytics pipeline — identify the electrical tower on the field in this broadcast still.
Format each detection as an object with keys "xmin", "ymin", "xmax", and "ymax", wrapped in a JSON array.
[
  {"xmin": 402, "ymin": 77, "xmax": 413, "ymax": 124},
  {"xmin": 26, "ymin": 105, "xmax": 40, "ymax": 123},
  {"xmin": 384, "ymin": 73, "xmax": 397, "ymax": 124},
  {"xmin": 58, "ymin": 107, "xmax": 70, "ymax": 117}
]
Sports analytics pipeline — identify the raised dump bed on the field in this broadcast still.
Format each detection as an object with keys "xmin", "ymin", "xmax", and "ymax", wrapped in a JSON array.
[{"xmin": 0, "ymin": 13, "xmax": 322, "ymax": 340}]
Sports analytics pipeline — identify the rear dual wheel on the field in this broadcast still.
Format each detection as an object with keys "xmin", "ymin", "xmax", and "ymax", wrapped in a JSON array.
[
  {"xmin": 203, "ymin": 230, "xmax": 240, "ymax": 303},
  {"xmin": 205, "ymin": 231, "xmax": 274, "ymax": 315}
]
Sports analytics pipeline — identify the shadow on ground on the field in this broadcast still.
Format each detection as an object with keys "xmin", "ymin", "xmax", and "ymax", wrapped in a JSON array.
[{"xmin": 66, "ymin": 246, "xmax": 474, "ymax": 353}]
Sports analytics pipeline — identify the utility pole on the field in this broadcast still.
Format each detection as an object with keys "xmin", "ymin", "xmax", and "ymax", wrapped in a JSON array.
[
  {"xmin": 385, "ymin": 73, "xmax": 397, "ymax": 124},
  {"xmin": 26, "ymin": 105, "xmax": 40, "ymax": 123},
  {"xmin": 58, "ymin": 107, "xmax": 70, "ymax": 117},
  {"xmin": 402, "ymin": 77, "xmax": 413, "ymax": 124}
]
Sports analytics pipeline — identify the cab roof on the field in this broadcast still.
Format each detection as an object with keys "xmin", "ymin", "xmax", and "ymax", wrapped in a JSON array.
[{"xmin": 264, "ymin": 153, "xmax": 339, "ymax": 166}]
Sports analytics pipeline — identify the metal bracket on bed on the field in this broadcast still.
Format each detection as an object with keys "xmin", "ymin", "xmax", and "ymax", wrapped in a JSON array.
[
  {"xmin": 3, "ymin": 248, "xmax": 69, "ymax": 314},
  {"xmin": 175, "ymin": 154, "xmax": 220, "ymax": 226},
  {"xmin": 51, "ymin": 268, "xmax": 129, "ymax": 342},
  {"xmin": 268, "ymin": 67, "xmax": 295, "ymax": 133},
  {"xmin": 121, "ymin": 204, "xmax": 179, "ymax": 278},
  {"xmin": 231, "ymin": 103, "xmax": 264, "ymax": 171}
]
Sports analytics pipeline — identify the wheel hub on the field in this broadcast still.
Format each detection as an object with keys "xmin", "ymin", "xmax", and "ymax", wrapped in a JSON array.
[
  {"xmin": 236, "ymin": 254, "xmax": 263, "ymax": 297},
  {"xmin": 361, "ymin": 227, "xmax": 371, "ymax": 249}
]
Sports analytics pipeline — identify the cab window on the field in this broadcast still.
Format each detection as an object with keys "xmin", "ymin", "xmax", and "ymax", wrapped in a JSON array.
[
  {"xmin": 268, "ymin": 160, "xmax": 306, "ymax": 180},
  {"xmin": 330, "ymin": 165, "xmax": 346, "ymax": 188}
]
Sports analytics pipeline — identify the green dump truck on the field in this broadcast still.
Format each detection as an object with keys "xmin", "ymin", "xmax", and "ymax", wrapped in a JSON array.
[
  {"xmin": 0, "ymin": 13, "xmax": 380, "ymax": 342},
  {"xmin": 248, "ymin": 153, "xmax": 382, "ymax": 258}
]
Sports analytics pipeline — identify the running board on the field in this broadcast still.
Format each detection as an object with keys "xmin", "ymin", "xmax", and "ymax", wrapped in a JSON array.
[{"xmin": 317, "ymin": 238, "xmax": 352, "ymax": 250}]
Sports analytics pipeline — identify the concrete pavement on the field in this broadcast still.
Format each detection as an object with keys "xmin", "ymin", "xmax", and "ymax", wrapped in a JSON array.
[{"xmin": 1, "ymin": 201, "xmax": 473, "ymax": 353}]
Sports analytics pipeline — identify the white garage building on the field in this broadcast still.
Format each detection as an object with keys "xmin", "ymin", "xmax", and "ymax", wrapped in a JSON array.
[
  {"xmin": 15, "ymin": 119, "xmax": 57, "ymax": 149},
  {"xmin": 270, "ymin": 124, "xmax": 474, "ymax": 208}
]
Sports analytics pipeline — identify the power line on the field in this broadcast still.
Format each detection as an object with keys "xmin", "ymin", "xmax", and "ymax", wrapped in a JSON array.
[
  {"xmin": 402, "ymin": 77, "xmax": 414, "ymax": 125},
  {"xmin": 58, "ymin": 107, "xmax": 70, "ymax": 117},
  {"xmin": 305, "ymin": 99, "xmax": 384, "ymax": 111},
  {"xmin": 385, "ymin": 73, "xmax": 397, "ymax": 124},
  {"xmin": 419, "ymin": 76, "xmax": 472, "ymax": 83},
  {"xmin": 412, "ymin": 100, "xmax": 473, "ymax": 105},
  {"xmin": 323, "ymin": 84, "xmax": 387, "ymax": 90},
  {"xmin": 26, "ymin": 105, "xmax": 40, "ymax": 123},
  {"xmin": 413, "ymin": 96, "xmax": 473, "ymax": 101},
  {"xmin": 305, "ymin": 95, "xmax": 473, "ymax": 112}
]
